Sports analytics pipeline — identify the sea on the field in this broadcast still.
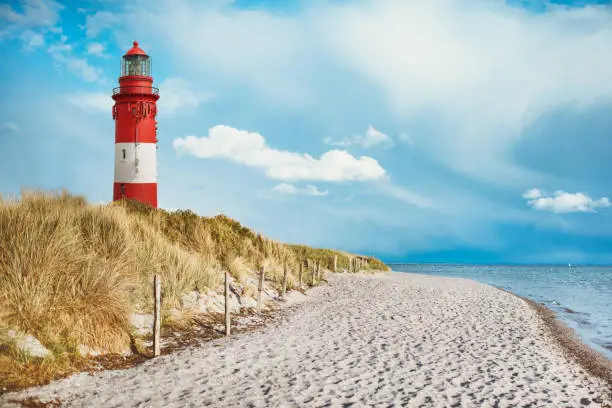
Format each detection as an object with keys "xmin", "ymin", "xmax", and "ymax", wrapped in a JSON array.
[{"xmin": 390, "ymin": 264, "xmax": 612, "ymax": 360}]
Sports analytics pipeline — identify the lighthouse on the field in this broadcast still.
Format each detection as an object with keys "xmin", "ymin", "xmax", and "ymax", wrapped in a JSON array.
[{"xmin": 112, "ymin": 41, "xmax": 160, "ymax": 208}]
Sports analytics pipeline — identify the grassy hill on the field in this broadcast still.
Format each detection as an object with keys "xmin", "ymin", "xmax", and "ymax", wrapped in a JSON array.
[{"xmin": 0, "ymin": 189, "xmax": 389, "ymax": 389}]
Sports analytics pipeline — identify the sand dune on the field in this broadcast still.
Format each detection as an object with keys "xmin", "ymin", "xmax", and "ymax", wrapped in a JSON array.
[{"xmin": 2, "ymin": 272, "xmax": 610, "ymax": 407}]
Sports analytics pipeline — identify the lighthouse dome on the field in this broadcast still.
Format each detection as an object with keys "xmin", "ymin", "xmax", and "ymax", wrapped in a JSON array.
[{"xmin": 125, "ymin": 41, "xmax": 147, "ymax": 56}]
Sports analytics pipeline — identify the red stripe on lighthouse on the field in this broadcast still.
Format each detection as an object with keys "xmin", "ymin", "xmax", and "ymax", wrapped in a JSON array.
[{"xmin": 113, "ymin": 182, "xmax": 157, "ymax": 208}]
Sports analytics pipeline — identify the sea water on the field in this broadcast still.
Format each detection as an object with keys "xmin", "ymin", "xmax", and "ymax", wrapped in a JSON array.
[{"xmin": 390, "ymin": 264, "xmax": 612, "ymax": 360}]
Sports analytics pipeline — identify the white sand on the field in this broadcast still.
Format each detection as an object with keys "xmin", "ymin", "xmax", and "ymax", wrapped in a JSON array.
[{"xmin": 2, "ymin": 272, "xmax": 610, "ymax": 407}]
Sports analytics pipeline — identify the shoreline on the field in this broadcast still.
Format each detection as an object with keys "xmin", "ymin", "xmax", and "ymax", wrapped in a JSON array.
[
  {"xmin": 515, "ymin": 292, "xmax": 612, "ymax": 385},
  {"xmin": 2, "ymin": 271, "xmax": 611, "ymax": 407}
]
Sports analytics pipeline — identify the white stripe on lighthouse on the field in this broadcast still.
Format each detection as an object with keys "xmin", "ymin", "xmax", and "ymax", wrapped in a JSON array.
[{"xmin": 114, "ymin": 143, "xmax": 157, "ymax": 183}]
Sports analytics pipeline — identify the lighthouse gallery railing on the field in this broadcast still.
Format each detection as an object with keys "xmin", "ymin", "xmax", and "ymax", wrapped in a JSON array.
[{"xmin": 113, "ymin": 86, "xmax": 159, "ymax": 96}]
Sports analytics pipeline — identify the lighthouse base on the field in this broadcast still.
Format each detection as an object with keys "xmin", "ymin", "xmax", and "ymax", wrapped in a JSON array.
[{"xmin": 113, "ymin": 182, "xmax": 157, "ymax": 208}]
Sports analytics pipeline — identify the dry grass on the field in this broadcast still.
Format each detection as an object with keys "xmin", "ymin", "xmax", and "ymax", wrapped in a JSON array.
[{"xmin": 0, "ymin": 188, "xmax": 389, "ymax": 391}]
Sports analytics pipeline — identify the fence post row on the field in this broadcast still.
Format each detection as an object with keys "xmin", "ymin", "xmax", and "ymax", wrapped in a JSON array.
[
  {"xmin": 153, "ymin": 274, "xmax": 161, "ymax": 357},
  {"xmin": 257, "ymin": 265, "xmax": 265, "ymax": 313}
]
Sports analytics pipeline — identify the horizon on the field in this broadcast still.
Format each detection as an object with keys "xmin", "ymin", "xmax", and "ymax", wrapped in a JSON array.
[
  {"xmin": 2, "ymin": 0, "xmax": 612, "ymax": 265},
  {"xmin": 385, "ymin": 261, "xmax": 612, "ymax": 267}
]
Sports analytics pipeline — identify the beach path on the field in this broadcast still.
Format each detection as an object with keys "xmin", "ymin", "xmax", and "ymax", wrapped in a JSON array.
[{"xmin": 2, "ymin": 272, "xmax": 610, "ymax": 407}]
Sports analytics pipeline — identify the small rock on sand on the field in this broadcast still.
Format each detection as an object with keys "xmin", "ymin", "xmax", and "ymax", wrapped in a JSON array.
[{"xmin": 7, "ymin": 330, "xmax": 52, "ymax": 359}]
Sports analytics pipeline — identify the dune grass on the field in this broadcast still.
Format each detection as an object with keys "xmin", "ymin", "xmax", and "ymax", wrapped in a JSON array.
[{"xmin": 0, "ymin": 189, "xmax": 389, "ymax": 390}]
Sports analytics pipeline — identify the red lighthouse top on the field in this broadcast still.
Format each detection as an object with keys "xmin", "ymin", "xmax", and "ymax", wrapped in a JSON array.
[
  {"xmin": 125, "ymin": 41, "xmax": 147, "ymax": 56},
  {"xmin": 120, "ymin": 40, "xmax": 152, "ymax": 78}
]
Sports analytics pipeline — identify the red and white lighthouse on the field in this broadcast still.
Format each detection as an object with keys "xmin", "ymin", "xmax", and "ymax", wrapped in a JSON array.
[{"xmin": 112, "ymin": 41, "xmax": 160, "ymax": 208}]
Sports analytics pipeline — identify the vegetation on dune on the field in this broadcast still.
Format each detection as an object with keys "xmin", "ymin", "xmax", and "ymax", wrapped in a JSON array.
[{"xmin": 0, "ymin": 189, "xmax": 389, "ymax": 389}]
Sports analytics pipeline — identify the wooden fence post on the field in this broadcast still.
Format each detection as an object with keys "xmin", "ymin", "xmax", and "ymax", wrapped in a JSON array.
[
  {"xmin": 257, "ymin": 265, "xmax": 265, "ymax": 313},
  {"xmin": 316, "ymin": 261, "xmax": 321, "ymax": 282},
  {"xmin": 153, "ymin": 274, "xmax": 161, "ymax": 357},
  {"xmin": 281, "ymin": 264, "xmax": 288, "ymax": 298},
  {"xmin": 310, "ymin": 260, "xmax": 315, "ymax": 286},
  {"xmin": 225, "ymin": 271, "xmax": 231, "ymax": 336},
  {"xmin": 299, "ymin": 262, "xmax": 303, "ymax": 288},
  {"xmin": 334, "ymin": 255, "xmax": 337, "ymax": 273}
]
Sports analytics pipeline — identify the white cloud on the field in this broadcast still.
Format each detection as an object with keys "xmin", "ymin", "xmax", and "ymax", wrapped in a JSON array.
[
  {"xmin": 522, "ymin": 188, "xmax": 542, "ymax": 200},
  {"xmin": 0, "ymin": 0, "xmax": 63, "ymax": 37},
  {"xmin": 325, "ymin": 125, "xmax": 394, "ymax": 149},
  {"xmin": 363, "ymin": 125, "xmax": 394, "ymax": 148},
  {"xmin": 47, "ymin": 35, "xmax": 103, "ymax": 83},
  {"xmin": 272, "ymin": 183, "xmax": 329, "ymax": 197},
  {"xmin": 173, "ymin": 125, "xmax": 387, "ymax": 182},
  {"xmin": 157, "ymin": 77, "xmax": 211, "ymax": 116},
  {"xmin": 524, "ymin": 189, "xmax": 611, "ymax": 214},
  {"xmin": 47, "ymin": 34, "xmax": 70, "ymax": 53},
  {"xmin": 85, "ymin": 11, "xmax": 117, "ymax": 38},
  {"xmin": 1, "ymin": 122, "xmax": 19, "ymax": 133},
  {"xmin": 62, "ymin": 57, "xmax": 103, "ymax": 82},
  {"xmin": 87, "ymin": 42, "xmax": 107, "ymax": 57},
  {"xmin": 399, "ymin": 132, "xmax": 415, "ymax": 146},
  {"xmin": 20, "ymin": 29, "xmax": 44, "ymax": 50}
]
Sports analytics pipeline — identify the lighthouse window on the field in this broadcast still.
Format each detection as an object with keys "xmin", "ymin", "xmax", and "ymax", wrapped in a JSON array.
[
  {"xmin": 122, "ymin": 149, "xmax": 126, "ymax": 160},
  {"xmin": 122, "ymin": 55, "xmax": 150, "ymax": 76}
]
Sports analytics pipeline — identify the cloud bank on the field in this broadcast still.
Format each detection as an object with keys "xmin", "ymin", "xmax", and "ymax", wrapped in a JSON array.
[
  {"xmin": 106, "ymin": 0, "xmax": 612, "ymax": 188},
  {"xmin": 173, "ymin": 125, "xmax": 387, "ymax": 182}
]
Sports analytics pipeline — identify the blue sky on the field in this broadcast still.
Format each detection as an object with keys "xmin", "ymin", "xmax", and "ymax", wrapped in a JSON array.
[{"xmin": 2, "ymin": 0, "xmax": 612, "ymax": 265}]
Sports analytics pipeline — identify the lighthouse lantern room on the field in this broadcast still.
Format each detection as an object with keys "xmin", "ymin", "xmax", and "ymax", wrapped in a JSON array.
[{"xmin": 112, "ymin": 41, "xmax": 160, "ymax": 208}]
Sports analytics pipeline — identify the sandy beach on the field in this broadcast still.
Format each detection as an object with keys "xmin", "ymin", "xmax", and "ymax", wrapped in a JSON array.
[{"xmin": 2, "ymin": 272, "xmax": 610, "ymax": 407}]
